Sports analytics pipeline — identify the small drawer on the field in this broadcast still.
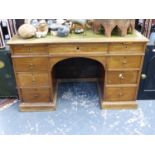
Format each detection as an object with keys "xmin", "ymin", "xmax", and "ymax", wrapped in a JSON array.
[
  {"xmin": 109, "ymin": 43, "xmax": 144, "ymax": 53},
  {"xmin": 16, "ymin": 72, "xmax": 49, "ymax": 87},
  {"xmin": 11, "ymin": 45, "xmax": 48, "ymax": 55},
  {"xmin": 11, "ymin": 45, "xmax": 29, "ymax": 54},
  {"xmin": 105, "ymin": 87, "xmax": 136, "ymax": 101},
  {"xmin": 13, "ymin": 57, "xmax": 49, "ymax": 72},
  {"xmin": 21, "ymin": 88, "xmax": 50, "ymax": 102},
  {"xmin": 107, "ymin": 56, "xmax": 142, "ymax": 69},
  {"xmin": 107, "ymin": 71, "xmax": 139, "ymax": 84},
  {"xmin": 48, "ymin": 44, "xmax": 108, "ymax": 53}
]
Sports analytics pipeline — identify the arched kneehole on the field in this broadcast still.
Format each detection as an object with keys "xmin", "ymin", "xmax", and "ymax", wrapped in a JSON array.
[{"xmin": 51, "ymin": 57, "xmax": 105, "ymax": 108}]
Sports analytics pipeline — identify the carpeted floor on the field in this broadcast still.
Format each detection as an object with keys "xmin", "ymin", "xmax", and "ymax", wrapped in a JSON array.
[{"xmin": 0, "ymin": 81, "xmax": 155, "ymax": 135}]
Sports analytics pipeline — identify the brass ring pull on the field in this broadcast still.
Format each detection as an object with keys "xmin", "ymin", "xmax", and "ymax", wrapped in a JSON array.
[
  {"xmin": 122, "ymin": 60, "xmax": 127, "ymax": 64},
  {"xmin": 32, "ymin": 80, "xmax": 36, "ymax": 82},
  {"xmin": 32, "ymin": 77, "xmax": 36, "ymax": 83},
  {"xmin": 29, "ymin": 64, "xmax": 35, "ymax": 68},
  {"xmin": 119, "ymin": 92, "xmax": 123, "ymax": 96},
  {"xmin": 118, "ymin": 73, "xmax": 124, "ymax": 79},
  {"xmin": 29, "ymin": 47, "xmax": 31, "ymax": 52},
  {"xmin": 123, "ymin": 42, "xmax": 132, "ymax": 45},
  {"xmin": 29, "ymin": 64, "xmax": 34, "ymax": 66},
  {"xmin": 33, "ymin": 94, "xmax": 39, "ymax": 98}
]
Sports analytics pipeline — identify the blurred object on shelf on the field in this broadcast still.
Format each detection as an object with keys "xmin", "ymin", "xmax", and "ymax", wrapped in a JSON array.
[
  {"xmin": 86, "ymin": 20, "xmax": 93, "ymax": 29},
  {"xmin": 18, "ymin": 24, "xmax": 36, "ymax": 39},
  {"xmin": 36, "ymin": 20, "xmax": 48, "ymax": 38},
  {"xmin": 30, "ymin": 19, "xmax": 39, "ymax": 28},
  {"xmin": 0, "ymin": 24, "xmax": 5, "ymax": 48},
  {"xmin": 17, "ymin": 19, "xmax": 93, "ymax": 37},
  {"xmin": 74, "ymin": 28, "xmax": 84, "ymax": 34},
  {"xmin": 70, "ymin": 19, "xmax": 87, "ymax": 34},
  {"xmin": 149, "ymin": 32, "xmax": 155, "ymax": 45},
  {"xmin": 150, "ymin": 20, "xmax": 155, "ymax": 33},
  {"xmin": 49, "ymin": 23, "xmax": 60, "ymax": 31},
  {"xmin": 0, "ymin": 19, "xmax": 17, "ymax": 39},
  {"xmin": 49, "ymin": 19, "xmax": 71, "ymax": 36},
  {"xmin": 0, "ymin": 19, "xmax": 17, "ymax": 48},
  {"xmin": 15, "ymin": 19, "xmax": 25, "ymax": 29},
  {"xmin": 57, "ymin": 25, "xmax": 70, "ymax": 37},
  {"xmin": 135, "ymin": 19, "xmax": 144, "ymax": 32},
  {"xmin": 135, "ymin": 19, "xmax": 155, "ymax": 38},
  {"xmin": 7, "ymin": 19, "xmax": 17, "ymax": 38},
  {"xmin": 56, "ymin": 19, "xmax": 66, "ymax": 25},
  {"xmin": 49, "ymin": 22, "xmax": 60, "ymax": 36},
  {"xmin": 0, "ymin": 20, "xmax": 11, "ymax": 40},
  {"xmin": 51, "ymin": 30, "xmax": 57, "ymax": 36},
  {"xmin": 142, "ymin": 19, "xmax": 152, "ymax": 38},
  {"xmin": 47, "ymin": 19, "xmax": 55, "ymax": 28}
]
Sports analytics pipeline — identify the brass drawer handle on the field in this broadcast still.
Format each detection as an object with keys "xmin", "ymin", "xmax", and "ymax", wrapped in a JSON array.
[
  {"xmin": 32, "ymin": 74, "xmax": 36, "ymax": 84},
  {"xmin": 29, "ymin": 63, "xmax": 35, "ymax": 68},
  {"xmin": 118, "ymin": 73, "xmax": 124, "ymax": 79},
  {"xmin": 122, "ymin": 60, "xmax": 127, "ymax": 64},
  {"xmin": 122, "ymin": 42, "xmax": 132, "ymax": 45},
  {"xmin": 33, "ymin": 94, "xmax": 39, "ymax": 98},
  {"xmin": 118, "ymin": 92, "xmax": 123, "ymax": 96},
  {"xmin": 32, "ymin": 79, "xmax": 36, "ymax": 83}
]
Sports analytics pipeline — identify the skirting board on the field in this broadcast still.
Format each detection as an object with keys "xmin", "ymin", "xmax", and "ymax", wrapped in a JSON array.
[{"xmin": 101, "ymin": 101, "xmax": 138, "ymax": 110}]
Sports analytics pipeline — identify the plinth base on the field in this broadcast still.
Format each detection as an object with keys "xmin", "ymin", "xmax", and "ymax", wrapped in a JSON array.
[
  {"xmin": 101, "ymin": 101, "xmax": 138, "ymax": 110},
  {"xmin": 19, "ymin": 102, "xmax": 56, "ymax": 112}
]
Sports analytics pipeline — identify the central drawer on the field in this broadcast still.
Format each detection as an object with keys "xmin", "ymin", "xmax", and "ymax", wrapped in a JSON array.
[
  {"xmin": 21, "ymin": 88, "xmax": 50, "ymax": 102},
  {"xmin": 13, "ymin": 57, "xmax": 49, "ymax": 72},
  {"xmin": 16, "ymin": 72, "xmax": 49, "ymax": 87},
  {"xmin": 105, "ymin": 87, "xmax": 136, "ymax": 101},
  {"xmin": 48, "ymin": 44, "xmax": 108, "ymax": 53},
  {"xmin": 107, "ymin": 55, "xmax": 142, "ymax": 69},
  {"xmin": 107, "ymin": 71, "xmax": 139, "ymax": 84}
]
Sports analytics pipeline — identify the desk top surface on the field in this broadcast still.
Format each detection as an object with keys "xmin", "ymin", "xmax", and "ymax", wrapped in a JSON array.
[{"xmin": 7, "ymin": 30, "xmax": 148, "ymax": 45}]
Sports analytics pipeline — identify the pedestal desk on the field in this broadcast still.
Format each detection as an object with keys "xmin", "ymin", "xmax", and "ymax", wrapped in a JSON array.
[{"xmin": 7, "ymin": 31, "xmax": 148, "ymax": 111}]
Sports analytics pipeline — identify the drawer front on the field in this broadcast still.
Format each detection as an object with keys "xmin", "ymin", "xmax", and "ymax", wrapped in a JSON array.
[
  {"xmin": 105, "ymin": 87, "xmax": 136, "ymax": 101},
  {"xmin": 48, "ymin": 44, "xmax": 108, "ymax": 53},
  {"xmin": 107, "ymin": 56, "xmax": 142, "ymax": 69},
  {"xmin": 11, "ymin": 45, "xmax": 48, "ymax": 54},
  {"xmin": 107, "ymin": 71, "xmax": 139, "ymax": 84},
  {"xmin": 21, "ymin": 88, "xmax": 50, "ymax": 102},
  {"xmin": 109, "ymin": 43, "xmax": 144, "ymax": 53},
  {"xmin": 11, "ymin": 45, "xmax": 29, "ymax": 54},
  {"xmin": 16, "ymin": 72, "xmax": 49, "ymax": 87},
  {"xmin": 13, "ymin": 57, "xmax": 49, "ymax": 71}
]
